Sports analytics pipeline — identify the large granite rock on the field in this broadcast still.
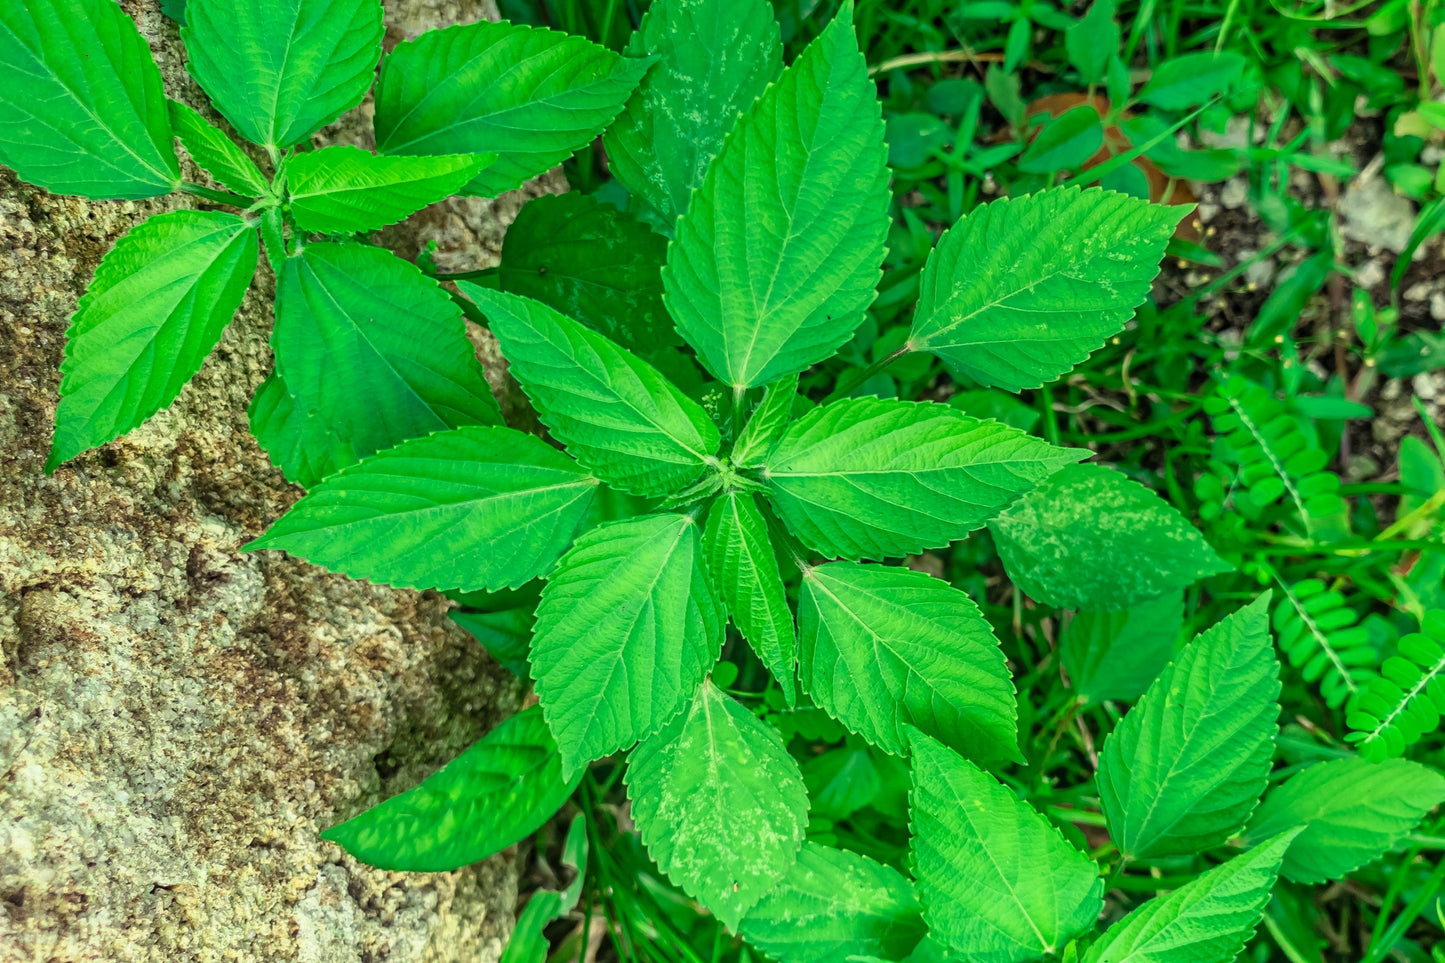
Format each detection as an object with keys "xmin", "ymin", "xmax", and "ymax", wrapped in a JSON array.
[{"xmin": 0, "ymin": 1, "xmax": 554, "ymax": 958}]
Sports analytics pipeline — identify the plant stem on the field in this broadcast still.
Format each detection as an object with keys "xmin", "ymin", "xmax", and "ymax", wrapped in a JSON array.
[
  {"xmin": 1363, "ymin": 853, "xmax": 1445, "ymax": 963},
  {"xmin": 180, "ymin": 181, "xmax": 255, "ymax": 207},
  {"xmin": 731, "ymin": 385, "xmax": 747, "ymax": 443},
  {"xmin": 822, "ymin": 344, "xmax": 912, "ymax": 405},
  {"xmin": 432, "ymin": 267, "xmax": 500, "ymax": 283}
]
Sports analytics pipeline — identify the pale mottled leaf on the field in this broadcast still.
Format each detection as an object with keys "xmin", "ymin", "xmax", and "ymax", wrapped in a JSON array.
[
  {"xmin": 603, "ymin": 0, "xmax": 782, "ymax": 227},
  {"xmin": 627, "ymin": 679, "xmax": 808, "ymax": 929},
  {"xmin": 663, "ymin": 3, "xmax": 890, "ymax": 388},
  {"xmin": 990, "ymin": 464, "xmax": 1230, "ymax": 610}
]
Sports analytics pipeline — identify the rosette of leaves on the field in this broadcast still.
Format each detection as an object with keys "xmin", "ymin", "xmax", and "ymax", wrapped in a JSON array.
[
  {"xmin": 243, "ymin": 0, "xmax": 1239, "ymax": 938},
  {"xmin": 1, "ymin": 0, "xmax": 649, "ymax": 479}
]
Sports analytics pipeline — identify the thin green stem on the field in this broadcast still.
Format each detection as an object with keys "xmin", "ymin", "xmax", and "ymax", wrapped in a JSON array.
[
  {"xmin": 181, "ymin": 181, "xmax": 255, "ymax": 207},
  {"xmin": 431, "ymin": 267, "xmax": 500, "ymax": 283},
  {"xmin": 823, "ymin": 344, "xmax": 912, "ymax": 404},
  {"xmin": 731, "ymin": 385, "xmax": 748, "ymax": 443},
  {"xmin": 1047, "ymin": 805, "xmax": 1108, "ymax": 827},
  {"xmin": 1363, "ymin": 854, "xmax": 1445, "ymax": 963}
]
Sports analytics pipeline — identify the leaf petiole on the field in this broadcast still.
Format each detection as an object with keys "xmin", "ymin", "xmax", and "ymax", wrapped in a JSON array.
[
  {"xmin": 180, "ymin": 181, "xmax": 257, "ymax": 207},
  {"xmin": 822, "ymin": 343, "xmax": 913, "ymax": 404}
]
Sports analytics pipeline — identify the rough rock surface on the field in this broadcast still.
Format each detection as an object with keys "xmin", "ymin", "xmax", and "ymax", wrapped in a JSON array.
[{"xmin": 0, "ymin": 2, "xmax": 558, "ymax": 959}]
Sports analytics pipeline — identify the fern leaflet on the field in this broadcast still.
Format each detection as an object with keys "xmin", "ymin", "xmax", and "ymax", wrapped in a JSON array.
[
  {"xmin": 1272, "ymin": 579, "xmax": 1377, "ymax": 709},
  {"xmin": 1196, "ymin": 376, "xmax": 1343, "ymax": 535},
  {"xmin": 1347, "ymin": 610, "xmax": 1445, "ymax": 760}
]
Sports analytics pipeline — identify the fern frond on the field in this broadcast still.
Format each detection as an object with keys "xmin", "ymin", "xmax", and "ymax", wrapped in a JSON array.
[
  {"xmin": 1346, "ymin": 610, "xmax": 1445, "ymax": 760},
  {"xmin": 1272, "ymin": 579, "xmax": 1377, "ymax": 709},
  {"xmin": 1198, "ymin": 376, "xmax": 1343, "ymax": 533}
]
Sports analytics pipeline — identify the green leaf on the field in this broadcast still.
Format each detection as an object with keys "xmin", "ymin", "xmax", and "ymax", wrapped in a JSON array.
[
  {"xmin": 260, "ymin": 206, "xmax": 287, "ymax": 274},
  {"xmin": 271, "ymin": 241, "xmax": 500, "ymax": 473},
  {"xmin": 1346, "ymin": 611, "xmax": 1445, "ymax": 760},
  {"xmin": 463, "ymin": 286, "xmax": 720, "ymax": 496},
  {"xmin": 247, "ymin": 370, "xmax": 355, "ymax": 488},
  {"xmin": 663, "ymin": 2, "xmax": 890, "ymax": 388},
  {"xmin": 285, "ymin": 145, "xmax": 494, "ymax": 234},
  {"xmin": 803, "ymin": 745, "xmax": 881, "ymax": 819},
  {"xmin": 739, "ymin": 842, "xmax": 927, "ymax": 963},
  {"xmin": 602, "ymin": 0, "xmax": 782, "ymax": 227},
  {"xmin": 1062, "ymin": 592, "xmax": 1184, "ymax": 703},
  {"xmin": 168, "ymin": 100, "xmax": 268, "ymax": 197},
  {"xmin": 703, "ymin": 492, "xmax": 798, "ymax": 705},
  {"xmin": 497, "ymin": 192, "xmax": 673, "ymax": 352},
  {"xmin": 1017, "ymin": 105, "xmax": 1103, "ymax": 174},
  {"xmin": 909, "ymin": 730, "xmax": 1102, "ymax": 963},
  {"xmin": 1082, "ymin": 832, "xmax": 1298, "ymax": 963},
  {"xmin": 907, "ymin": 187, "xmax": 1184, "ymax": 391},
  {"xmin": 453, "ymin": 607, "xmax": 534, "ymax": 678},
  {"xmin": 47, "ymin": 210, "xmax": 257, "ymax": 471},
  {"xmin": 763, "ymin": 397, "xmax": 1084, "ymax": 560},
  {"xmin": 1065, "ymin": 0, "xmax": 1118, "ymax": 84},
  {"xmin": 1097, "ymin": 596, "xmax": 1281, "ymax": 861},
  {"xmin": 1245, "ymin": 757, "xmax": 1445, "ymax": 883},
  {"xmin": 501, "ymin": 817, "xmax": 587, "ymax": 963},
  {"xmin": 320, "ymin": 706, "xmax": 579, "ymax": 872},
  {"xmin": 732, "ymin": 375, "xmax": 799, "ymax": 467},
  {"xmin": 798, "ymin": 562, "xmax": 1018, "ymax": 763},
  {"xmin": 990, "ymin": 464, "xmax": 1230, "ymax": 610},
  {"xmin": 627, "ymin": 679, "xmax": 808, "ymax": 929},
  {"xmin": 182, "ymin": 0, "xmax": 384, "ymax": 150},
  {"xmin": 531, "ymin": 513, "xmax": 723, "ymax": 778},
  {"xmin": 0, "ymin": 0, "xmax": 179, "ymax": 198},
  {"xmin": 374, "ymin": 20, "xmax": 650, "ymax": 196},
  {"xmin": 1138, "ymin": 52, "xmax": 1248, "ymax": 111},
  {"xmin": 247, "ymin": 426, "xmax": 598, "ymax": 593}
]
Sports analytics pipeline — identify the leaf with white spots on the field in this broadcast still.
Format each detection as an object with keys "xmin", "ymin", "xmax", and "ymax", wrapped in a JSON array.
[
  {"xmin": 627, "ymin": 679, "xmax": 808, "ymax": 929},
  {"xmin": 603, "ymin": 0, "xmax": 782, "ymax": 228},
  {"xmin": 740, "ymin": 842, "xmax": 927, "ymax": 963},
  {"xmin": 990, "ymin": 464, "xmax": 1230, "ymax": 610}
]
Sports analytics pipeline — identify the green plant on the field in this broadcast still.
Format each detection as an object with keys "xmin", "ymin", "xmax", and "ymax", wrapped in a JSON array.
[
  {"xmin": 3, "ymin": 0, "xmax": 650, "ymax": 479},
  {"xmin": 10, "ymin": 0, "xmax": 1445, "ymax": 961}
]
